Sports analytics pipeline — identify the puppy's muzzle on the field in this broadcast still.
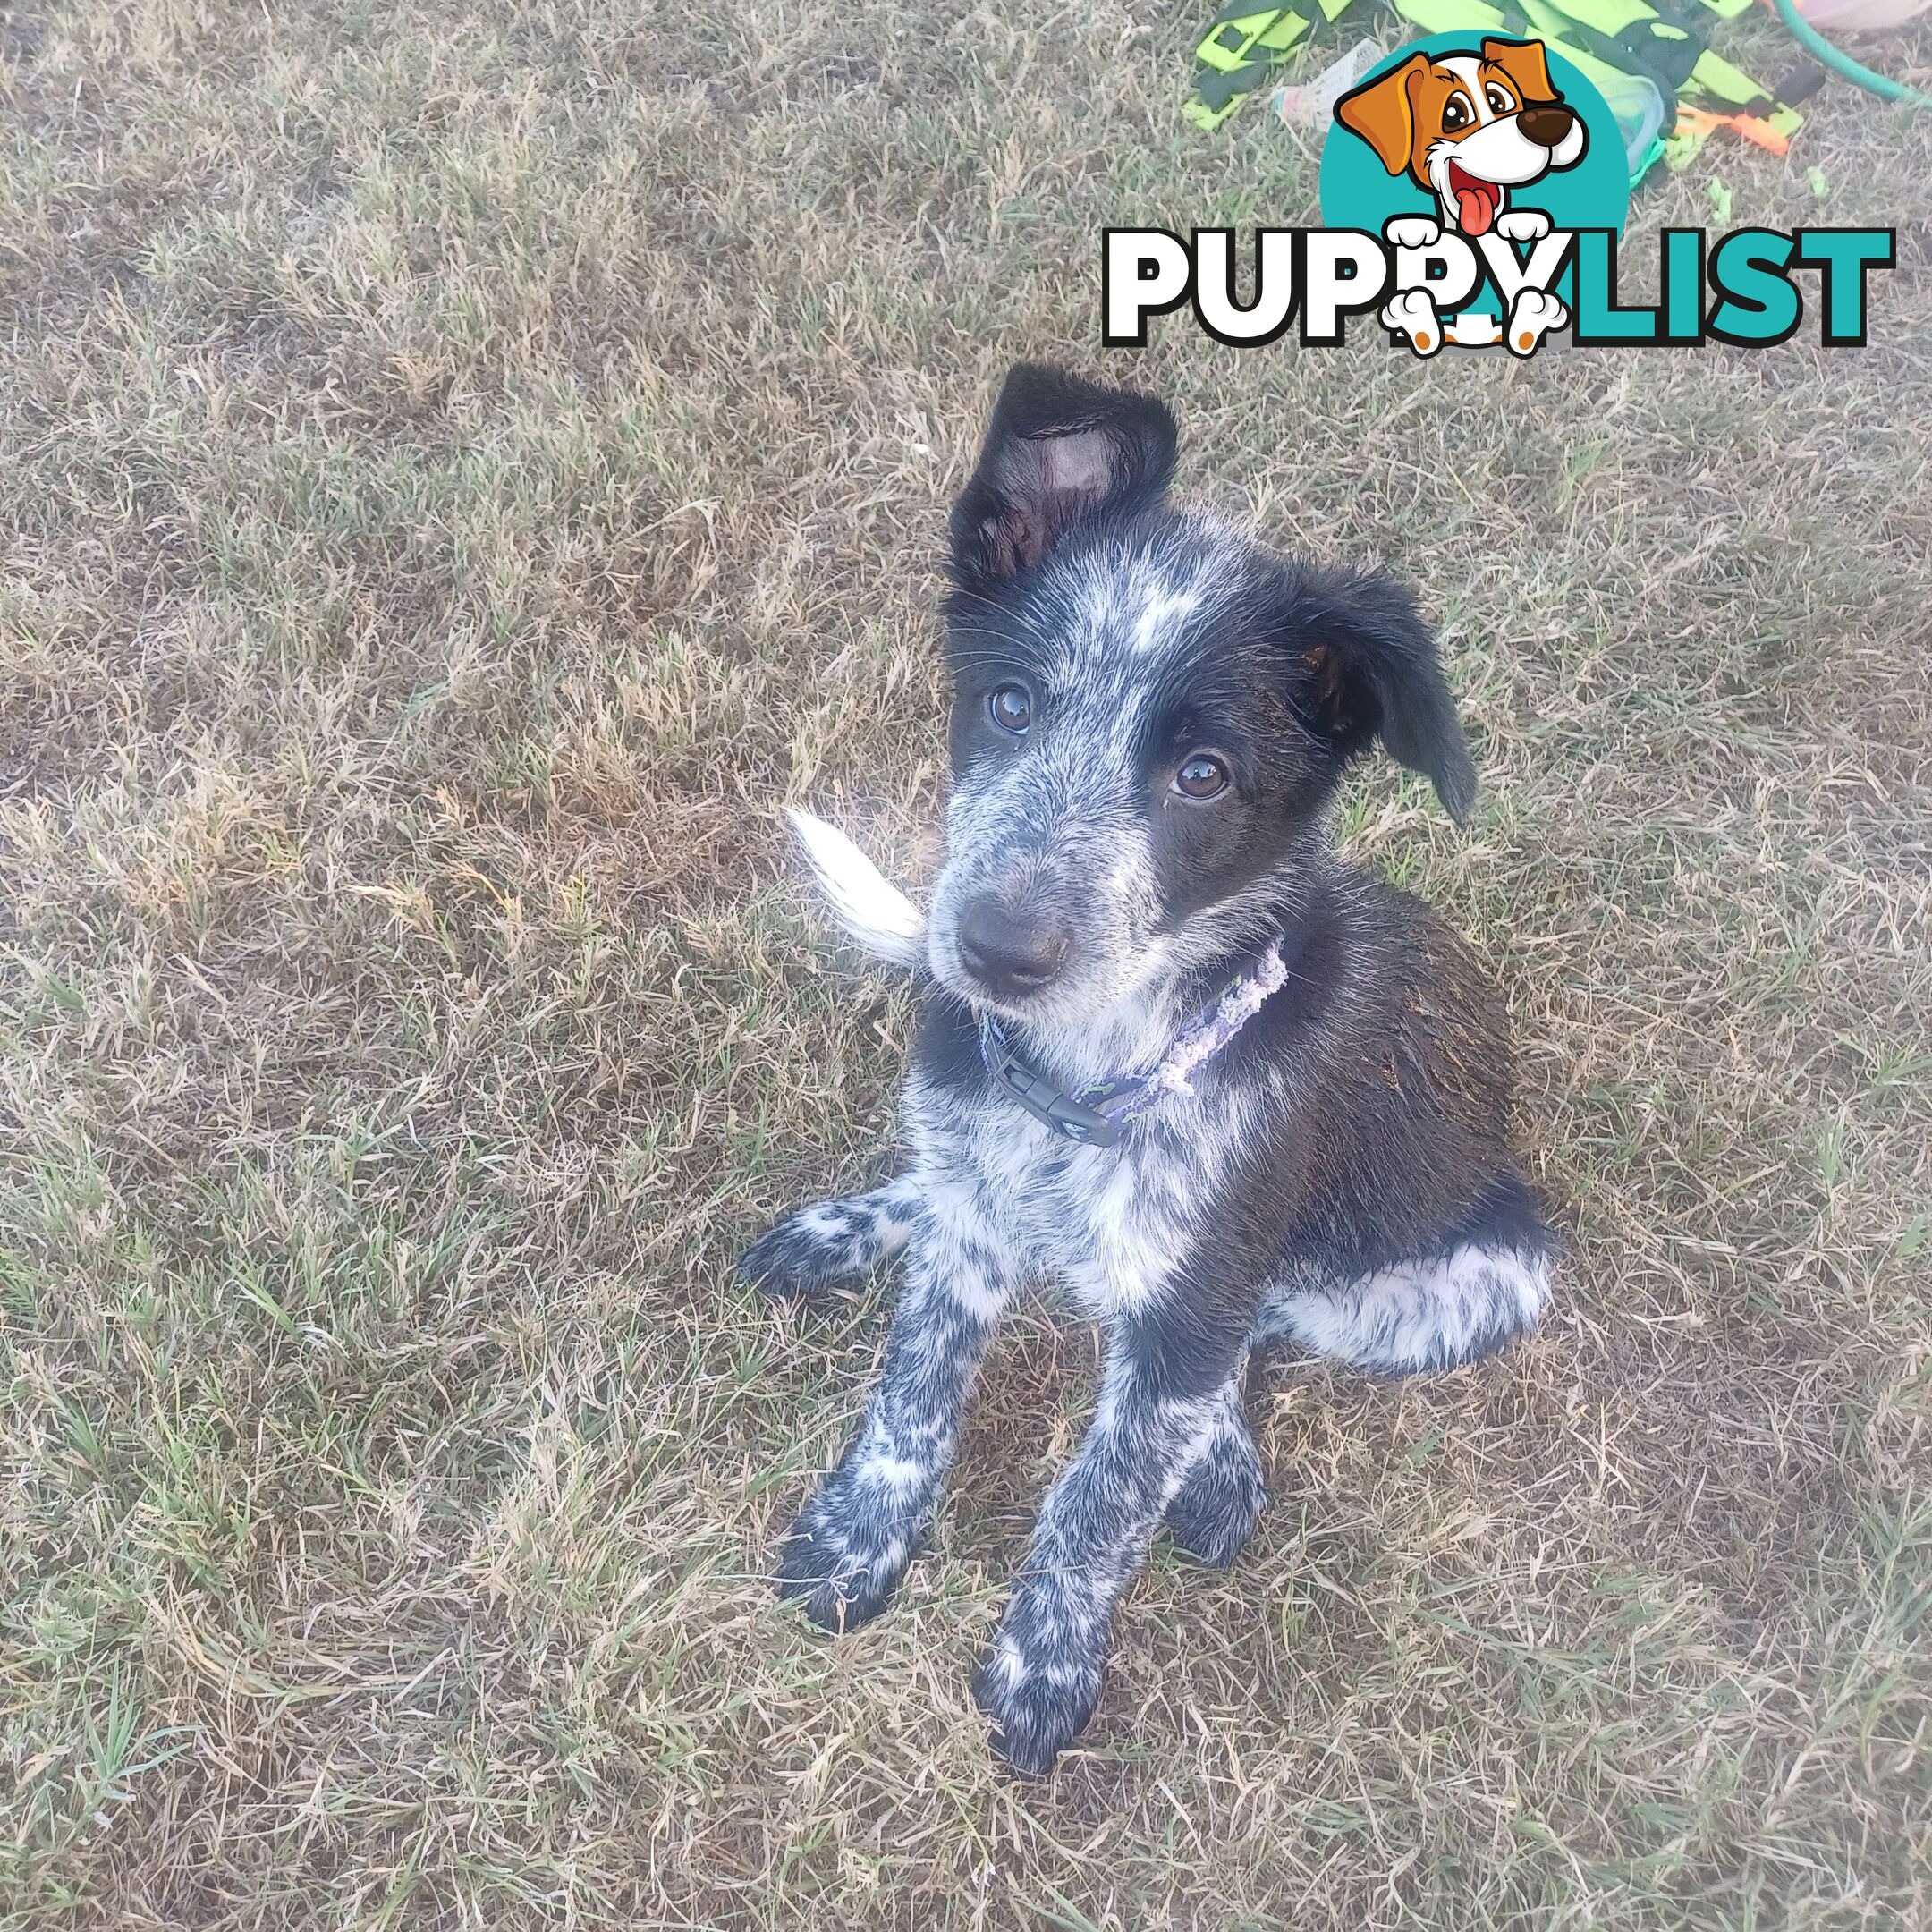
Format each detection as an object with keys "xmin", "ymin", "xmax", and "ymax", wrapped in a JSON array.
[
  {"xmin": 955, "ymin": 896, "xmax": 1071, "ymax": 999},
  {"xmin": 1517, "ymin": 103, "xmax": 1575, "ymax": 148}
]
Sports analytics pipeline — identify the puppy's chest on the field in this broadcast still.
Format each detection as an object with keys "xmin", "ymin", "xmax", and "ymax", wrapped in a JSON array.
[{"xmin": 953, "ymin": 1104, "xmax": 1216, "ymax": 1311}]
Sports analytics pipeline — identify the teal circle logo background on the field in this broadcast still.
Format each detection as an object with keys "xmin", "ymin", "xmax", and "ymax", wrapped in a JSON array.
[{"xmin": 1318, "ymin": 35, "xmax": 1630, "ymax": 238}]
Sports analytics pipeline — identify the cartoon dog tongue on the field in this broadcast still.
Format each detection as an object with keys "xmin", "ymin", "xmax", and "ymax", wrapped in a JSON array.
[{"xmin": 1450, "ymin": 166, "xmax": 1499, "ymax": 237}]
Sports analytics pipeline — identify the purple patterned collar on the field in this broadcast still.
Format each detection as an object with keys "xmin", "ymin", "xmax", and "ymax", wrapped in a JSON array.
[{"xmin": 977, "ymin": 936, "xmax": 1292, "ymax": 1149}]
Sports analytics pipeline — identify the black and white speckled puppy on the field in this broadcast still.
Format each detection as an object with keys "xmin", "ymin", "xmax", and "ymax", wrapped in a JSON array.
[{"xmin": 742, "ymin": 364, "xmax": 1555, "ymax": 1775}]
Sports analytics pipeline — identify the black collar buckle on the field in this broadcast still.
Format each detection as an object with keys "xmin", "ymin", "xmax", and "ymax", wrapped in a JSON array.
[{"xmin": 979, "ymin": 1027, "xmax": 1123, "ymax": 1148}]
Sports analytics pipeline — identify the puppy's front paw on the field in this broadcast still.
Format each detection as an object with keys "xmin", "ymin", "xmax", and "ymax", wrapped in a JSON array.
[
  {"xmin": 972, "ymin": 1599, "xmax": 1106, "ymax": 1775},
  {"xmin": 1495, "ymin": 208, "xmax": 1552, "ymax": 243},
  {"xmin": 776, "ymin": 1475, "xmax": 916, "ymax": 1631},
  {"xmin": 739, "ymin": 1201, "xmax": 868, "ymax": 1301},
  {"xmin": 1383, "ymin": 214, "xmax": 1441, "ymax": 250},
  {"xmin": 1164, "ymin": 1432, "xmax": 1267, "ymax": 1568}
]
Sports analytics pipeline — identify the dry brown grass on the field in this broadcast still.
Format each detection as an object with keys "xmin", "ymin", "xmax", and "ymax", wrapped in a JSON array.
[{"xmin": 3, "ymin": 0, "xmax": 1930, "ymax": 1925}]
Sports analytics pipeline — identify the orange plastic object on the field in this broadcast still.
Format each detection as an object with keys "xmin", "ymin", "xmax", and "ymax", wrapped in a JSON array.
[{"xmin": 1675, "ymin": 104, "xmax": 1792, "ymax": 154}]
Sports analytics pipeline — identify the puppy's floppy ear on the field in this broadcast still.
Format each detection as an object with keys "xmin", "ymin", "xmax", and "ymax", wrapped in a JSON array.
[
  {"xmin": 1280, "ymin": 565, "xmax": 1478, "ymax": 823},
  {"xmin": 949, "ymin": 364, "xmax": 1177, "ymax": 592},
  {"xmin": 1480, "ymin": 35, "xmax": 1561, "ymax": 106},
  {"xmin": 1334, "ymin": 55, "xmax": 1427, "ymax": 176}
]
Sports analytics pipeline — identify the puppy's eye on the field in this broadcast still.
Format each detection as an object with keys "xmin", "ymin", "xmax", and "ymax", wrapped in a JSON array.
[
  {"xmin": 987, "ymin": 683, "xmax": 1032, "ymax": 734},
  {"xmin": 1486, "ymin": 83, "xmax": 1513, "ymax": 114},
  {"xmin": 1174, "ymin": 754, "xmax": 1230, "ymax": 801},
  {"xmin": 1443, "ymin": 95, "xmax": 1470, "ymax": 129}
]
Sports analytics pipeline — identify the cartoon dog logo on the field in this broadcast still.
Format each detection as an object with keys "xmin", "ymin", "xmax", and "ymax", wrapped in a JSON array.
[
  {"xmin": 1331, "ymin": 36, "xmax": 1590, "ymax": 354},
  {"xmin": 1335, "ymin": 37, "xmax": 1588, "ymax": 241}
]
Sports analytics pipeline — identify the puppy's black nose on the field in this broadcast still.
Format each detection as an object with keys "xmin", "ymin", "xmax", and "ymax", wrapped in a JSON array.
[
  {"xmin": 1519, "ymin": 104, "xmax": 1574, "ymax": 148},
  {"xmin": 955, "ymin": 899, "xmax": 1070, "ymax": 996}
]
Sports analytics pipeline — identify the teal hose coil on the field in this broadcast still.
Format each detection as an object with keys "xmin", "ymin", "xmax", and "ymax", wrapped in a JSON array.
[{"xmin": 1771, "ymin": 0, "xmax": 1932, "ymax": 108}]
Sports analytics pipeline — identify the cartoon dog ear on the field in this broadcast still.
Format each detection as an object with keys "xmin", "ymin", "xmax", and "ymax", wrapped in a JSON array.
[
  {"xmin": 1480, "ymin": 35, "xmax": 1562, "ymax": 106},
  {"xmin": 1334, "ymin": 55, "xmax": 1428, "ymax": 177},
  {"xmin": 1279, "ymin": 565, "xmax": 1478, "ymax": 823},
  {"xmin": 949, "ymin": 365, "xmax": 1177, "ymax": 592}
]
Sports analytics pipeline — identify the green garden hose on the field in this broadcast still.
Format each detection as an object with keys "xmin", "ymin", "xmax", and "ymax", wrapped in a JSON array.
[{"xmin": 1770, "ymin": 0, "xmax": 1932, "ymax": 108}]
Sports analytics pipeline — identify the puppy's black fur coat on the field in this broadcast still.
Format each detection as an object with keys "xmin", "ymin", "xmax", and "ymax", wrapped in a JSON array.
[{"xmin": 743, "ymin": 366, "xmax": 1554, "ymax": 1774}]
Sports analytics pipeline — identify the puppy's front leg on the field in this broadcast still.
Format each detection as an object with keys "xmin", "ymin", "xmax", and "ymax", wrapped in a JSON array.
[
  {"xmin": 777, "ymin": 1185, "xmax": 1013, "ymax": 1630},
  {"xmin": 740, "ymin": 1173, "xmax": 921, "ymax": 1302},
  {"xmin": 975, "ymin": 1309, "xmax": 1246, "ymax": 1773}
]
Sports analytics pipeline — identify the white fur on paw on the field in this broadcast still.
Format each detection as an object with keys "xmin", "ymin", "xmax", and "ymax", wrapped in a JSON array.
[
  {"xmin": 1381, "ymin": 287, "xmax": 1444, "ymax": 357},
  {"xmin": 1384, "ymin": 215, "xmax": 1441, "ymax": 250},
  {"xmin": 1496, "ymin": 208, "xmax": 1552, "ymax": 243},
  {"xmin": 1505, "ymin": 286, "xmax": 1568, "ymax": 356}
]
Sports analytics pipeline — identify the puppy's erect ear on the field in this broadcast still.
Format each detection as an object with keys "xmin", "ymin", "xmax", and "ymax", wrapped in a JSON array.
[
  {"xmin": 1281, "ymin": 566, "xmax": 1478, "ymax": 823},
  {"xmin": 1481, "ymin": 36, "xmax": 1561, "ymax": 106},
  {"xmin": 949, "ymin": 365, "xmax": 1177, "ymax": 592},
  {"xmin": 1334, "ymin": 55, "xmax": 1428, "ymax": 176}
]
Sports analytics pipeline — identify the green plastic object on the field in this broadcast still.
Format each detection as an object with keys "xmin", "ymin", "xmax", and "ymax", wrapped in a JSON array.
[
  {"xmin": 1389, "ymin": 0, "xmax": 1809, "ymax": 165},
  {"xmin": 1185, "ymin": 4, "xmax": 1317, "ymax": 128}
]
